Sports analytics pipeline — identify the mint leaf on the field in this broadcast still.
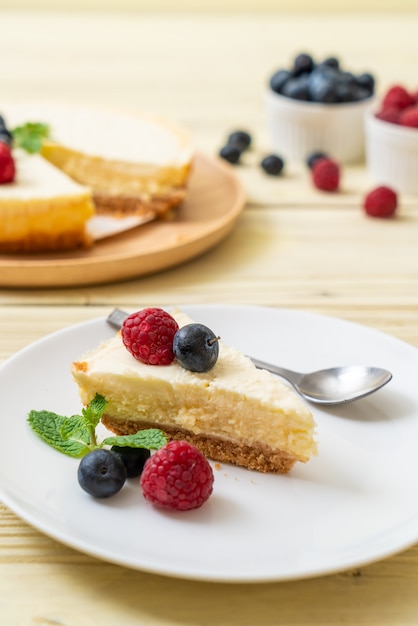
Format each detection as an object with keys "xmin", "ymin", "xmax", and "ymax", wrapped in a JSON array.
[
  {"xmin": 101, "ymin": 429, "xmax": 167, "ymax": 450},
  {"xmin": 28, "ymin": 395, "xmax": 166, "ymax": 461},
  {"xmin": 60, "ymin": 414, "xmax": 91, "ymax": 446},
  {"xmin": 82, "ymin": 394, "xmax": 107, "ymax": 431},
  {"xmin": 12, "ymin": 122, "xmax": 50, "ymax": 154},
  {"xmin": 28, "ymin": 409, "xmax": 90, "ymax": 457}
]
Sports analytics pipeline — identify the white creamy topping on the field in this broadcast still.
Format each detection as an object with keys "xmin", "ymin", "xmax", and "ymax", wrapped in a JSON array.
[
  {"xmin": 4, "ymin": 103, "xmax": 193, "ymax": 166},
  {"xmin": 82, "ymin": 312, "xmax": 309, "ymax": 415},
  {"xmin": 0, "ymin": 150, "xmax": 89, "ymax": 199}
]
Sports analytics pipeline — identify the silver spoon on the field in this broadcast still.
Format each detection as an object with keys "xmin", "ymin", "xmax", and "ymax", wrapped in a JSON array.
[
  {"xmin": 106, "ymin": 309, "xmax": 392, "ymax": 405},
  {"xmin": 249, "ymin": 357, "xmax": 392, "ymax": 405}
]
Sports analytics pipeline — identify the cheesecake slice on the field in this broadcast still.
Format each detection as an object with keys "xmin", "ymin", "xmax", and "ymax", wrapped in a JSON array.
[
  {"xmin": 71, "ymin": 311, "xmax": 317, "ymax": 474},
  {"xmin": 0, "ymin": 150, "xmax": 94, "ymax": 252}
]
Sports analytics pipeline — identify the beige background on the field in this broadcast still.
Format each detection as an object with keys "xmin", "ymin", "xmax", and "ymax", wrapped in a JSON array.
[{"xmin": 1, "ymin": 0, "xmax": 418, "ymax": 10}]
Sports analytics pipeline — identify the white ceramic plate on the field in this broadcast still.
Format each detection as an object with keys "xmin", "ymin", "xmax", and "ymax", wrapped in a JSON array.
[
  {"xmin": 1, "ymin": 305, "xmax": 418, "ymax": 583},
  {"xmin": 87, "ymin": 214, "xmax": 155, "ymax": 240}
]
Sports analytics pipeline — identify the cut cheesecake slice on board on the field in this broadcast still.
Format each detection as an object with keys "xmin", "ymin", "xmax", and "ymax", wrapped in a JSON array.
[
  {"xmin": 71, "ymin": 311, "xmax": 317, "ymax": 474},
  {"xmin": 0, "ymin": 150, "xmax": 94, "ymax": 253}
]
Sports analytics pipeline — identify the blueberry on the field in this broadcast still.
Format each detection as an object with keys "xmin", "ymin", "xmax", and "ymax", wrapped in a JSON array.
[
  {"xmin": 173, "ymin": 323, "xmax": 220, "ymax": 373},
  {"xmin": 293, "ymin": 53, "xmax": 315, "ymax": 77},
  {"xmin": 111, "ymin": 445, "xmax": 150, "ymax": 478},
  {"xmin": 78, "ymin": 449, "xmax": 127, "ymax": 498},
  {"xmin": 270, "ymin": 69, "xmax": 291, "ymax": 94},
  {"xmin": 335, "ymin": 82, "xmax": 358, "ymax": 102},
  {"xmin": 306, "ymin": 151, "xmax": 328, "ymax": 169},
  {"xmin": 321, "ymin": 56, "xmax": 340, "ymax": 71},
  {"xmin": 227, "ymin": 130, "xmax": 252, "ymax": 151},
  {"xmin": 261, "ymin": 154, "xmax": 284, "ymax": 176},
  {"xmin": 0, "ymin": 115, "xmax": 9, "ymax": 131},
  {"xmin": 0, "ymin": 131, "xmax": 12, "ymax": 146},
  {"xmin": 339, "ymin": 71, "xmax": 356, "ymax": 87},
  {"xmin": 308, "ymin": 67, "xmax": 339, "ymax": 103},
  {"xmin": 281, "ymin": 74, "xmax": 310, "ymax": 101},
  {"xmin": 0, "ymin": 125, "xmax": 13, "ymax": 146},
  {"xmin": 354, "ymin": 86, "xmax": 372, "ymax": 101},
  {"xmin": 219, "ymin": 144, "xmax": 241, "ymax": 164},
  {"xmin": 355, "ymin": 72, "xmax": 375, "ymax": 95},
  {"xmin": 0, "ymin": 117, "xmax": 12, "ymax": 144}
]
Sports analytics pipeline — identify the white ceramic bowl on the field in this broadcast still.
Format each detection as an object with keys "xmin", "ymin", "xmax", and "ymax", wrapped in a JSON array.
[
  {"xmin": 265, "ymin": 89, "xmax": 375, "ymax": 164},
  {"xmin": 364, "ymin": 111, "xmax": 418, "ymax": 194}
]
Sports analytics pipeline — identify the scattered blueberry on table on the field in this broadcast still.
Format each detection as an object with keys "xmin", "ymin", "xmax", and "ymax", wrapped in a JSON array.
[
  {"xmin": 219, "ymin": 144, "xmax": 242, "ymax": 164},
  {"xmin": 306, "ymin": 151, "xmax": 329, "ymax": 169},
  {"xmin": 260, "ymin": 154, "xmax": 285, "ymax": 176},
  {"xmin": 219, "ymin": 129, "xmax": 252, "ymax": 164},
  {"xmin": 227, "ymin": 130, "xmax": 252, "ymax": 151}
]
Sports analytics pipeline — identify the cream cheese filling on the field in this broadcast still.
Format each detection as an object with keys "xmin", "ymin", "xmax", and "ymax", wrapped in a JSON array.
[{"xmin": 0, "ymin": 150, "xmax": 91, "ymax": 201}]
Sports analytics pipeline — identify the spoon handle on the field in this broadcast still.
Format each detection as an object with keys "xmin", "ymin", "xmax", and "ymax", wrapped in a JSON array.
[
  {"xmin": 107, "ymin": 308, "xmax": 131, "ymax": 329},
  {"xmin": 248, "ymin": 357, "xmax": 303, "ymax": 385}
]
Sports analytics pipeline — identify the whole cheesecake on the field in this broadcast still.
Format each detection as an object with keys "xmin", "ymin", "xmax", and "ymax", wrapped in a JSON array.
[
  {"xmin": 71, "ymin": 311, "xmax": 317, "ymax": 474},
  {"xmin": 0, "ymin": 103, "xmax": 193, "ymax": 252}
]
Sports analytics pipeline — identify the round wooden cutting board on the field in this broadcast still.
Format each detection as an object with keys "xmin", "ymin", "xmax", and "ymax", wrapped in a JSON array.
[{"xmin": 0, "ymin": 153, "xmax": 245, "ymax": 288}]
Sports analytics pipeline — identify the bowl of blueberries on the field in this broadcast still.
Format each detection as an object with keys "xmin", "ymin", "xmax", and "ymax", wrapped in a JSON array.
[{"xmin": 266, "ymin": 52, "xmax": 376, "ymax": 164}]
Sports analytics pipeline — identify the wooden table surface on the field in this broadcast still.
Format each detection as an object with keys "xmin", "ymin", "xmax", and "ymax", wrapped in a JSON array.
[{"xmin": 1, "ymin": 9, "xmax": 418, "ymax": 625}]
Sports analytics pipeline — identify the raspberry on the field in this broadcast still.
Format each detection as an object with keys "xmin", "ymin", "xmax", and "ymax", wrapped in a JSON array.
[
  {"xmin": 311, "ymin": 157, "xmax": 340, "ymax": 192},
  {"xmin": 375, "ymin": 106, "xmax": 401, "ymax": 125},
  {"xmin": 140, "ymin": 440, "xmax": 214, "ymax": 511},
  {"xmin": 382, "ymin": 85, "xmax": 415, "ymax": 110},
  {"xmin": 0, "ymin": 142, "xmax": 15, "ymax": 184},
  {"xmin": 363, "ymin": 186, "xmax": 398, "ymax": 218},
  {"xmin": 399, "ymin": 104, "xmax": 418, "ymax": 128},
  {"xmin": 121, "ymin": 307, "xmax": 179, "ymax": 365}
]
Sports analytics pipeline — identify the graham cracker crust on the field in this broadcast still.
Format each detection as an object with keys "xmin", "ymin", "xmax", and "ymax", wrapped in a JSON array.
[
  {"xmin": 101, "ymin": 415, "xmax": 297, "ymax": 474},
  {"xmin": 0, "ymin": 228, "xmax": 92, "ymax": 253},
  {"xmin": 93, "ymin": 188, "xmax": 186, "ymax": 217}
]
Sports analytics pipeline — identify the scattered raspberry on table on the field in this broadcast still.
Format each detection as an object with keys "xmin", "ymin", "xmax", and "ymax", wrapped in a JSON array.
[
  {"xmin": 363, "ymin": 186, "xmax": 398, "ymax": 218},
  {"xmin": 140, "ymin": 440, "xmax": 214, "ymax": 511},
  {"xmin": 311, "ymin": 157, "xmax": 340, "ymax": 192}
]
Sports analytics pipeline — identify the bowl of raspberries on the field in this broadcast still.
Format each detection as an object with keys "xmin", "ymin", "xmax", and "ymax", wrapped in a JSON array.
[
  {"xmin": 266, "ymin": 52, "xmax": 375, "ymax": 164},
  {"xmin": 365, "ymin": 84, "xmax": 418, "ymax": 194}
]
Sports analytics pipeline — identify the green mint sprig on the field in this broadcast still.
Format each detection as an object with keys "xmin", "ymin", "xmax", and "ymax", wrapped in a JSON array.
[
  {"xmin": 12, "ymin": 122, "xmax": 50, "ymax": 154},
  {"xmin": 28, "ymin": 394, "xmax": 167, "ymax": 458}
]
